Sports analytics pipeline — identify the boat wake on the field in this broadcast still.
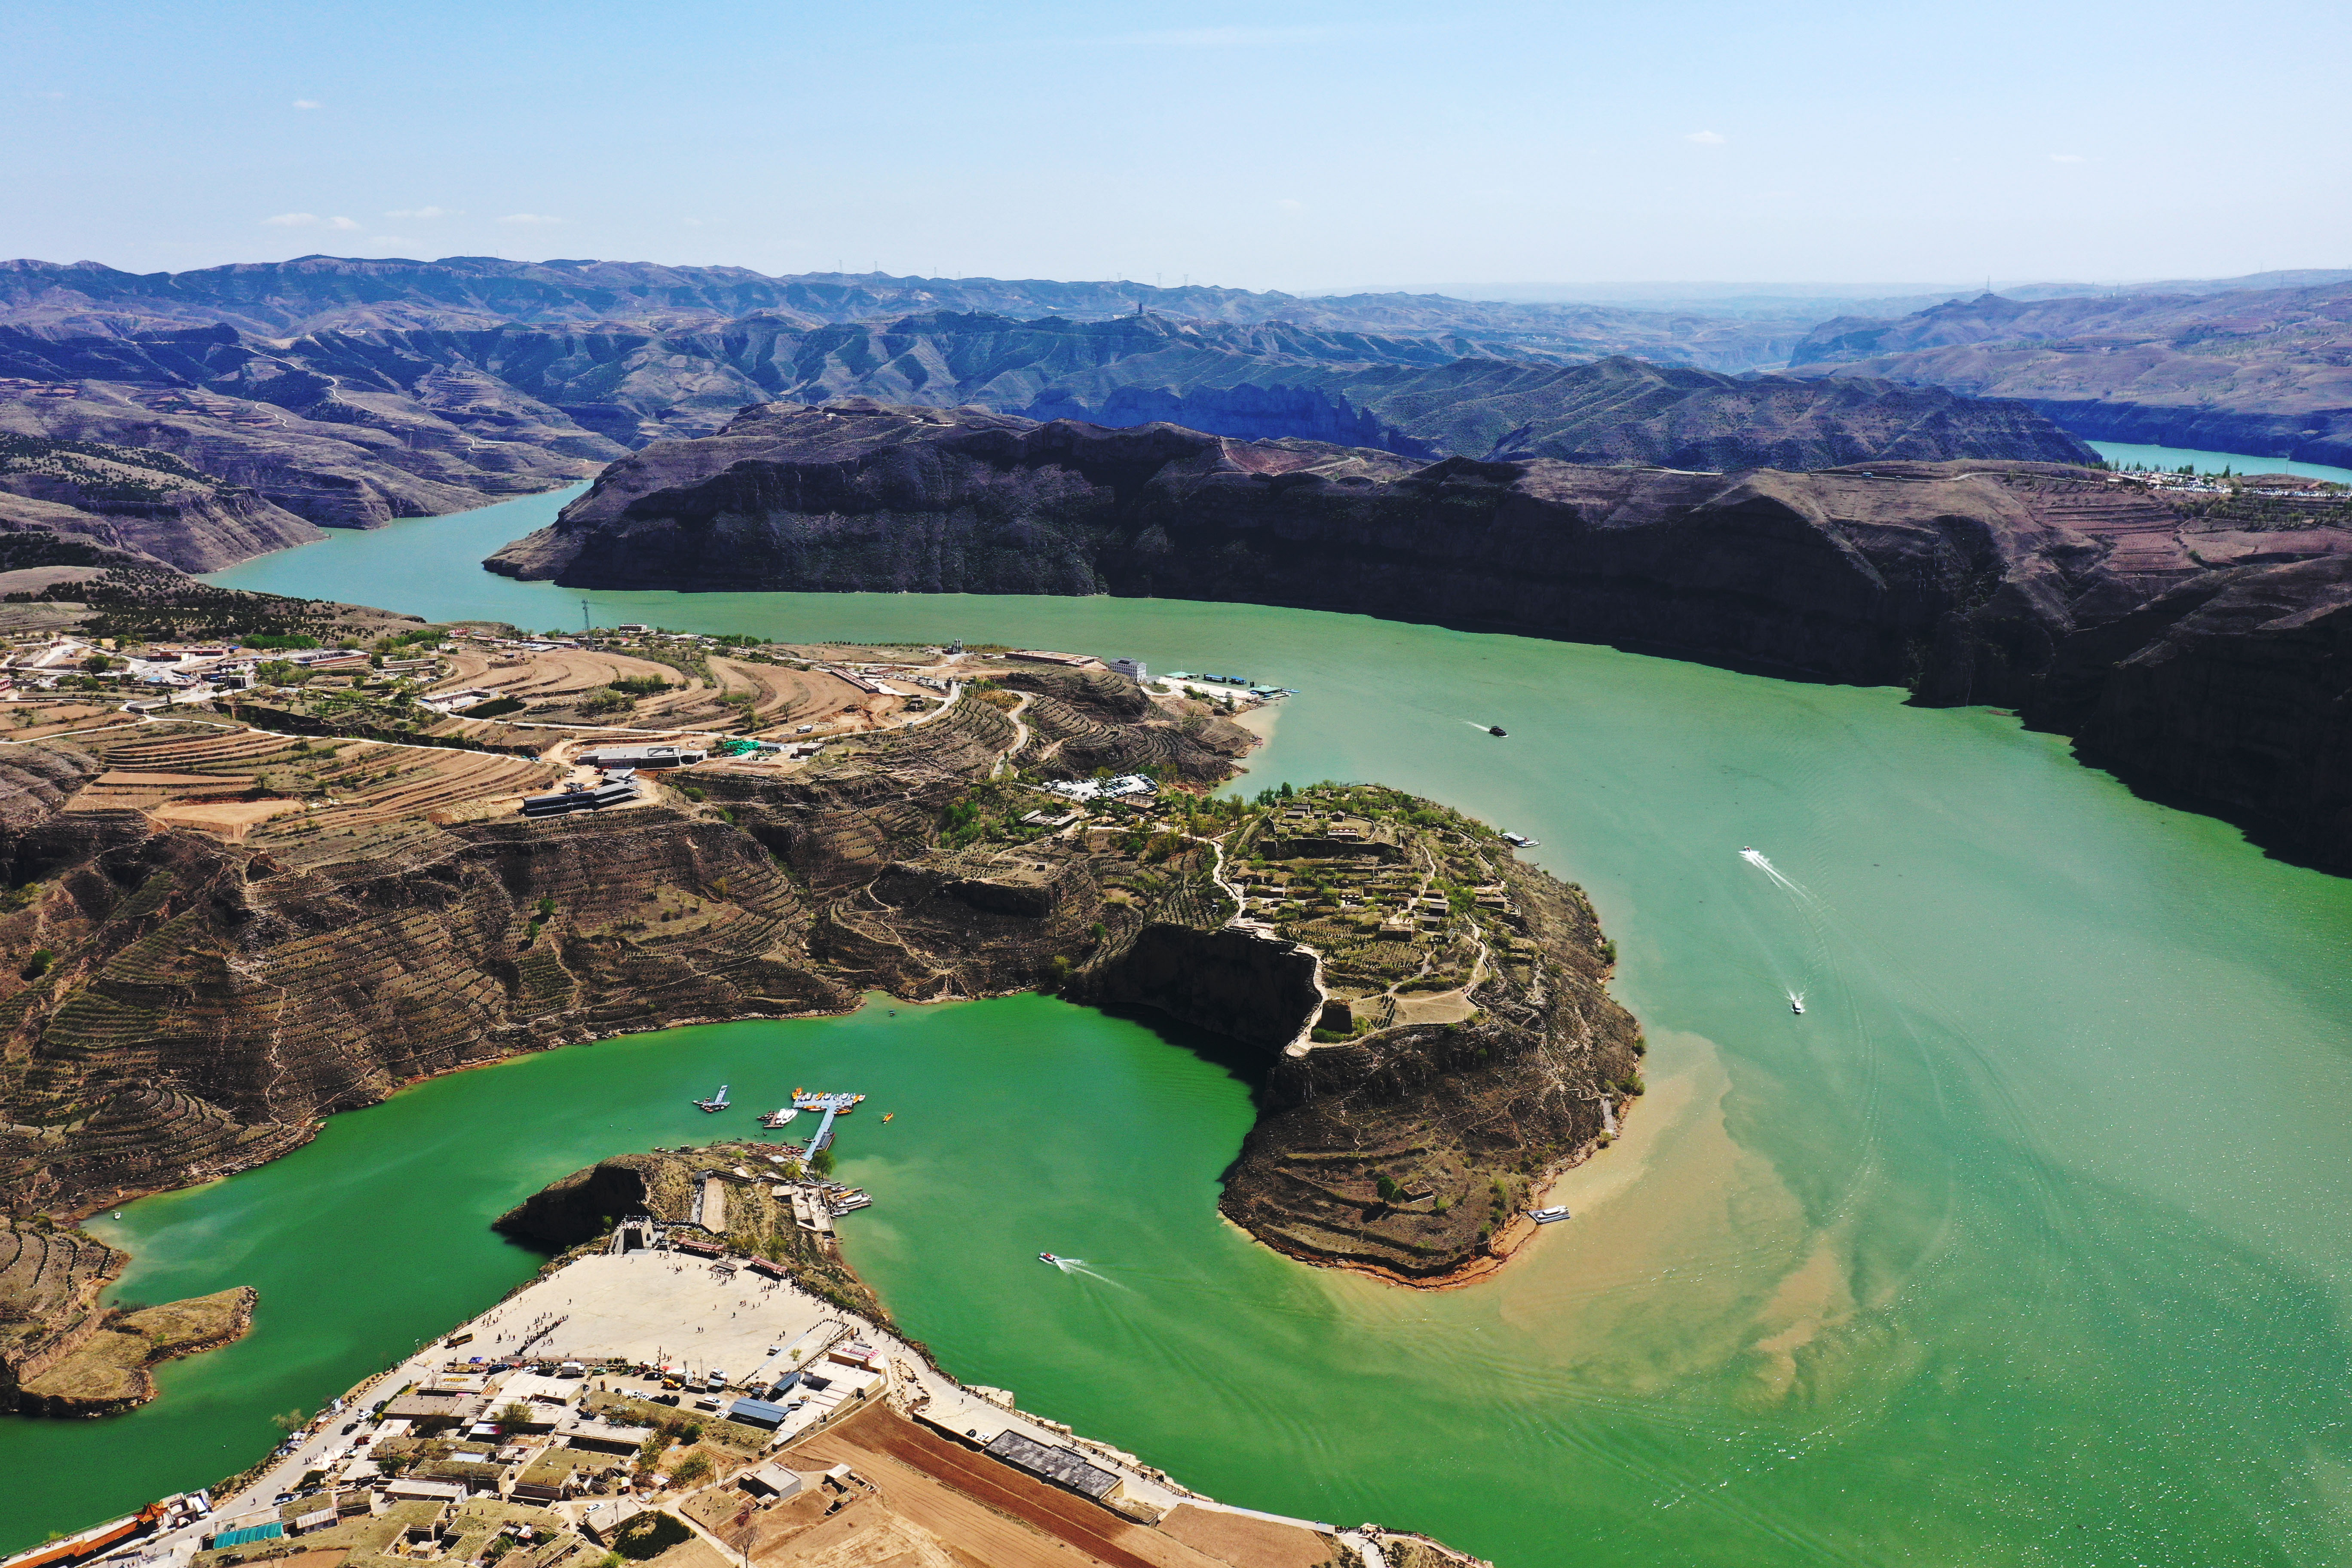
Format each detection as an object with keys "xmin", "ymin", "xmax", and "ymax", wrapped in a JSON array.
[
  {"xmin": 1042, "ymin": 1255, "xmax": 1125, "ymax": 1288},
  {"xmin": 1740, "ymin": 846, "xmax": 1818, "ymax": 903}
]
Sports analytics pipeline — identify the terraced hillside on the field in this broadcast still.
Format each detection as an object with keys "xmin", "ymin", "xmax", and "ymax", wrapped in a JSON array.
[{"xmin": 0, "ymin": 1217, "xmax": 123, "ymax": 1407}]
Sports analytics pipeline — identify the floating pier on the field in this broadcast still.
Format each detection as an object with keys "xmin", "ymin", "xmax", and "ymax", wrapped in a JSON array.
[{"xmin": 792, "ymin": 1090, "xmax": 864, "ymax": 1154}]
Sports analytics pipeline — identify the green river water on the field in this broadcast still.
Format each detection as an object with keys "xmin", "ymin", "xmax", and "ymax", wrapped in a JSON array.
[{"xmin": 4, "ymin": 484, "xmax": 2352, "ymax": 1565}]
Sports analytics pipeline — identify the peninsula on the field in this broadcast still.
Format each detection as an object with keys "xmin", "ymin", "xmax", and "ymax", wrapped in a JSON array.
[{"xmin": 0, "ymin": 629, "xmax": 1639, "ymax": 1379}]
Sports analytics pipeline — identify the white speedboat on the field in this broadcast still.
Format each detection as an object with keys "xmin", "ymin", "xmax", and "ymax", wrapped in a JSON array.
[
  {"xmin": 760, "ymin": 1106, "xmax": 798, "ymax": 1128},
  {"xmin": 1527, "ymin": 1206, "xmax": 1571, "ymax": 1224},
  {"xmin": 1790, "ymin": 996, "xmax": 1805, "ymax": 1016}
]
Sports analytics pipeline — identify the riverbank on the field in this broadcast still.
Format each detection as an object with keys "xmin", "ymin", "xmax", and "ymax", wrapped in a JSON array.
[
  {"xmin": 0, "ymin": 1221, "xmax": 258, "ymax": 1419},
  {"xmin": 102, "ymin": 1198, "xmax": 1483, "ymax": 1568}
]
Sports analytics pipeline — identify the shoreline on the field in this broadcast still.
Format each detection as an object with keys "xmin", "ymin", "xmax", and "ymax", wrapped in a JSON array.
[{"xmin": 99, "ymin": 1213, "xmax": 1488, "ymax": 1568}]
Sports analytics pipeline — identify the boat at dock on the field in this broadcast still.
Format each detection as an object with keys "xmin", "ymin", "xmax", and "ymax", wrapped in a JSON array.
[
  {"xmin": 1527, "ymin": 1206, "xmax": 1571, "ymax": 1224},
  {"xmin": 693, "ymin": 1084, "xmax": 730, "ymax": 1112},
  {"xmin": 760, "ymin": 1106, "xmax": 798, "ymax": 1128}
]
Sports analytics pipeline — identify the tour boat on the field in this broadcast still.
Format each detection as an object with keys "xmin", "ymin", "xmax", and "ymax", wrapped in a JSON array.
[
  {"xmin": 1488, "ymin": 726, "xmax": 1507, "ymax": 737},
  {"xmin": 1526, "ymin": 1206, "xmax": 1572, "ymax": 1224},
  {"xmin": 761, "ymin": 1106, "xmax": 798, "ymax": 1128},
  {"xmin": 1038, "ymin": 1252, "xmax": 1064, "ymax": 1266},
  {"xmin": 694, "ymin": 1084, "xmax": 731, "ymax": 1112}
]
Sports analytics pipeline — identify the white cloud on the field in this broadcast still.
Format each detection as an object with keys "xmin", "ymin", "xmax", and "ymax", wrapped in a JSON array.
[
  {"xmin": 1684, "ymin": 130, "xmax": 1727, "ymax": 145},
  {"xmin": 262, "ymin": 212, "xmax": 321, "ymax": 227},
  {"xmin": 325, "ymin": 216, "xmax": 360, "ymax": 231},
  {"xmin": 498, "ymin": 213, "xmax": 562, "ymax": 225},
  {"xmin": 292, "ymin": 99, "xmax": 322, "ymax": 110},
  {"xmin": 2049, "ymin": 152, "xmax": 2088, "ymax": 163},
  {"xmin": 386, "ymin": 206, "xmax": 458, "ymax": 219}
]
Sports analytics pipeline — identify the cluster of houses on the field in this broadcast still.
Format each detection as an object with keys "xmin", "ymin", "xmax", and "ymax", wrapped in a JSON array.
[
  {"xmin": 2, "ymin": 636, "xmax": 407, "ymax": 704},
  {"xmin": 1034, "ymin": 774, "xmax": 1158, "ymax": 804}
]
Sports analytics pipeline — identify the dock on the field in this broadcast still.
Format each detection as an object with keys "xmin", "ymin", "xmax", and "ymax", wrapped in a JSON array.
[{"xmin": 792, "ymin": 1090, "xmax": 864, "ymax": 1154}]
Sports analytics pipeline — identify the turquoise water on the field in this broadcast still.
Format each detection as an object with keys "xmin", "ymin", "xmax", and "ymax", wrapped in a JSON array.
[
  {"xmin": 2087, "ymin": 440, "xmax": 2352, "ymax": 484},
  {"xmin": 0, "ymin": 486, "xmax": 2326, "ymax": 1565}
]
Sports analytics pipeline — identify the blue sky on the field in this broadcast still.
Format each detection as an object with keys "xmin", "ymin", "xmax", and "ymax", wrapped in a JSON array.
[{"xmin": 5, "ymin": 0, "xmax": 2346, "ymax": 291}]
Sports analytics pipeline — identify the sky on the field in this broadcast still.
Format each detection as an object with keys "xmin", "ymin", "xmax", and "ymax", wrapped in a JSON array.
[{"xmin": 5, "ymin": 0, "xmax": 2348, "ymax": 294}]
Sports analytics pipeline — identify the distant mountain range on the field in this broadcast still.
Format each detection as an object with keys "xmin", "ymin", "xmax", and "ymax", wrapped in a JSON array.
[
  {"xmin": 33, "ymin": 251, "xmax": 2352, "ymax": 568},
  {"xmin": 0, "ymin": 255, "xmax": 1807, "ymax": 373},
  {"xmin": 1789, "ymin": 284, "xmax": 2352, "ymax": 466},
  {"xmin": 0, "ymin": 309, "xmax": 2093, "ymax": 495}
]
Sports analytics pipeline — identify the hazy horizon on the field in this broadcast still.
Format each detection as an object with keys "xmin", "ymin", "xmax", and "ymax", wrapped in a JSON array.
[{"xmin": 8, "ymin": 0, "xmax": 2350, "ymax": 293}]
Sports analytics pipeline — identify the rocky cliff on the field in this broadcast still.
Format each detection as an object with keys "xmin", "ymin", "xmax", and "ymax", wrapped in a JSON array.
[{"xmin": 489, "ymin": 401, "xmax": 2352, "ymax": 870}]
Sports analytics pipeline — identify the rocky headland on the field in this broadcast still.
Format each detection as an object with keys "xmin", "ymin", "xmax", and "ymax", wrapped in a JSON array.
[{"xmin": 488, "ymin": 399, "xmax": 2352, "ymax": 871}]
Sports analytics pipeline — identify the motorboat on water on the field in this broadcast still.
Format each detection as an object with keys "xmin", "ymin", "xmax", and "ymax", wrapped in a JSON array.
[
  {"xmin": 1488, "ymin": 726, "xmax": 1508, "ymax": 737},
  {"xmin": 1038, "ymin": 1252, "xmax": 1064, "ymax": 1266},
  {"xmin": 1501, "ymin": 832, "xmax": 1540, "ymax": 848},
  {"xmin": 760, "ymin": 1106, "xmax": 798, "ymax": 1128},
  {"xmin": 694, "ymin": 1084, "xmax": 731, "ymax": 1112},
  {"xmin": 1790, "ymin": 996, "xmax": 1805, "ymax": 1016},
  {"xmin": 1527, "ymin": 1206, "xmax": 1572, "ymax": 1224}
]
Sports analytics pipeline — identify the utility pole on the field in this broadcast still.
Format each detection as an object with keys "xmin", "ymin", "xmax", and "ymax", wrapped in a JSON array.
[{"xmin": 582, "ymin": 601, "xmax": 591, "ymax": 634}]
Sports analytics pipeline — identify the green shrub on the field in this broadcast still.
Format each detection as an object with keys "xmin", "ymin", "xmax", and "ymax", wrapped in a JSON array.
[
  {"xmin": 21, "ymin": 948, "xmax": 53, "ymax": 979},
  {"xmin": 612, "ymin": 1513, "xmax": 692, "ymax": 1561}
]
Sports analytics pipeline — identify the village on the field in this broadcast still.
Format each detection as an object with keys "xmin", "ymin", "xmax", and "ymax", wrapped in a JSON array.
[
  {"xmin": 5, "ymin": 1130, "xmax": 1445, "ymax": 1568},
  {"xmin": 0, "ymin": 628, "xmax": 1283, "ymax": 853}
]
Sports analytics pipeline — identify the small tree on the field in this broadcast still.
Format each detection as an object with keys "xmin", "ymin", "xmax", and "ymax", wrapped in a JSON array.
[
  {"xmin": 810, "ymin": 1147, "xmax": 835, "ymax": 1179},
  {"xmin": 80, "ymin": 653, "xmax": 110, "ymax": 676},
  {"xmin": 668, "ymin": 1452, "xmax": 712, "ymax": 1488}
]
